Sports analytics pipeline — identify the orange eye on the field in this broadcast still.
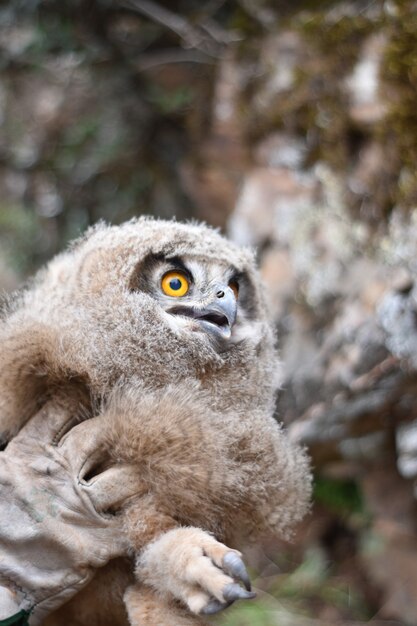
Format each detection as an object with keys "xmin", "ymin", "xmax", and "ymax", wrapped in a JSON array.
[
  {"xmin": 161, "ymin": 271, "xmax": 190, "ymax": 297},
  {"xmin": 229, "ymin": 280, "xmax": 239, "ymax": 299}
]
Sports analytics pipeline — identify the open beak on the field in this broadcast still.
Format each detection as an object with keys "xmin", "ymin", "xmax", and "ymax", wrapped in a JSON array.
[{"xmin": 168, "ymin": 288, "xmax": 237, "ymax": 341}]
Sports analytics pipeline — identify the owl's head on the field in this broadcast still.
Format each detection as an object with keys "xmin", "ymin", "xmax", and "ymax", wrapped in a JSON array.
[
  {"xmin": 129, "ymin": 249, "xmax": 259, "ymax": 352},
  {"xmin": 15, "ymin": 218, "xmax": 278, "ymax": 406}
]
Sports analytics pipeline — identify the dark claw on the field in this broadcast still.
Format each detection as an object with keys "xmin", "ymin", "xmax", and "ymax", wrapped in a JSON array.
[
  {"xmin": 223, "ymin": 552, "xmax": 252, "ymax": 591},
  {"xmin": 223, "ymin": 583, "xmax": 256, "ymax": 603},
  {"xmin": 0, "ymin": 435, "xmax": 8, "ymax": 452},
  {"xmin": 200, "ymin": 599, "xmax": 232, "ymax": 615}
]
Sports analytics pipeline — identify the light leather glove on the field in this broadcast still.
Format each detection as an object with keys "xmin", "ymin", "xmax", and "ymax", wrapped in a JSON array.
[{"xmin": 0, "ymin": 398, "xmax": 140, "ymax": 625}]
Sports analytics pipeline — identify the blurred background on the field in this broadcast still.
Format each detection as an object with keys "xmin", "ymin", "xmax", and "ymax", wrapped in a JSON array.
[{"xmin": 1, "ymin": 0, "xmax": 417, "ymax": 624}]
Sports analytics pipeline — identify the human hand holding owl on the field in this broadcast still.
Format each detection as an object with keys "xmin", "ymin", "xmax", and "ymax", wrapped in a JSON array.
[{"xmin": 0, "ymin": 398, "xmax": 141, "ymax": 626}]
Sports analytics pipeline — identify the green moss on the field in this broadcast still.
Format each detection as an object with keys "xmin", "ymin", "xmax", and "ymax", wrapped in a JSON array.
[
  {"xmin": 379, "ymin": 1, "xmax": 417, "ymax": 208},
  {"xmin": 238, "ymin": 3, "xmax": 417, "ymax": 222},
  {"xmin": 241, "ymin": 7, "xmax": 378, "ymax": 171},
  {"xmin": 289, "ymin": 11, "xmax": 376, "ymax": 168}
]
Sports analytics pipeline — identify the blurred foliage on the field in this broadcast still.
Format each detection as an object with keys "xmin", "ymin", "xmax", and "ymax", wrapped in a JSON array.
[
  {"xmin": 0, "ymin": 204, "xmax": 41, "ymax": 274},
  {"xmin": 289, "ymin": 11, "xmax": 375, "ymax": 168},
  {"xmin": 0, "ymin": 0, "xmax": 228, "ymax": 276},
  {"xmin": 218, "ymin": 544, "xmax": 372, "ymax": 625},
  {"xmin": 313, "ymin": 477, "xmax": 364, "ymax": 515},
  {"xmin": 380, "ymin": 0, "xmax": 417, "ymax": 207},
  {"xmin": 144, "ymin": 84, "xmax": 194, "ymax": 114},
  {"xmin": 1, "ymin": 0, "xmax": 417, "ymax": 276},
  {"xmin": 215, "ymin": 480, "xmax": 375, "ymax": 625}
]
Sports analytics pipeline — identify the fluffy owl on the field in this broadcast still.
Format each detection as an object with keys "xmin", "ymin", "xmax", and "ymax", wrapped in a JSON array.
[{"xmin": 0, "ymin": 218, "xmax": 311, "ymax": 626}]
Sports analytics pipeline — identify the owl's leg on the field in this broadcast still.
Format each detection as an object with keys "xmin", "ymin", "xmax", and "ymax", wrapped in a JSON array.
[
  {"xmin": 135, "ymin": 527, "xmax": 255, "ymax": 616},
  {"xmin": 124, "ymin": 584, "xmax": 209, "ymax": 626}
]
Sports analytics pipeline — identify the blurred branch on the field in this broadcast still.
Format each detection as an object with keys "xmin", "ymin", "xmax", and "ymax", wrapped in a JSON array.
[
  {"xmin": 197, "ymin": 0, "xmax": 228, "ymax": 18},
  {"xmin": 121, "ymin": 0, "xmax": 237, "ymax": 57},
  {"xmin": 135, "ymin": 48, "xmax": 216, "ymax": 70},
  {"xmin": 193, "ymin": 0, "xmax": 241, "ymax": 44},
  {"xmin": 234, "ymin": 0, "xmax": 277, "ymax": 30},
  {"xmin": 200, "ymin": 16, "xmax": 241, "ymax": 45}
]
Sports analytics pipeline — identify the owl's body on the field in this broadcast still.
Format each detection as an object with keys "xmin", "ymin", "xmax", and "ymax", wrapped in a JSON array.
[{"xmin": 0, "ymin": 218, "xmax": 311, "ymax": 626}]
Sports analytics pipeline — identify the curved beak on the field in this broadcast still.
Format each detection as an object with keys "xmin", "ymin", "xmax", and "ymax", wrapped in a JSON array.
[{"xmin": 168, "ymin": 287, "xmax": 237, "ymax": 341}]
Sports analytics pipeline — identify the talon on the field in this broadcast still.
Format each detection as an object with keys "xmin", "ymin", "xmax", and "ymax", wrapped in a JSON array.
[
  {"xmin": 223, "ymin": 552, "xmax": 252, "ymax": 591},
  {"xmin": 200, "ymin": 599, "xmax": 232, "ymax": 615},
  {"xmin": 223, "ymin": 582, "xmax": 256, "ymax": 603}
]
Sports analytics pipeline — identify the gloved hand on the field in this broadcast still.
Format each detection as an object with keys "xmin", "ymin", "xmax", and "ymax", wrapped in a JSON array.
[{"xmin": 0, "ymin": 398, "xmax": 140, "ymax": 625}]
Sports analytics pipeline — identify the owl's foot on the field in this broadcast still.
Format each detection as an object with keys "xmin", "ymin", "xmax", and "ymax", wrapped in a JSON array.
[{"xmin": 136, "ymin": 527, "xmax": 255, "ymax": 615}]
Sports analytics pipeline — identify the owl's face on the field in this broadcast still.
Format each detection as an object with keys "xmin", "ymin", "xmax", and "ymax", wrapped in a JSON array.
[
  {"xmin": 27, "ymin": 219, "xmax": 275, "ymax": 394},
  {"xmin": 130, "ymin": 252, "xmax": 257, "ymax": 352}
]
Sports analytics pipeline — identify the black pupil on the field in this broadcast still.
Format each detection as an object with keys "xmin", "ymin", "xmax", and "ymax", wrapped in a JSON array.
[{"xmin": 170, "ymin": 278, "xmax": 182, "ymax": 291}]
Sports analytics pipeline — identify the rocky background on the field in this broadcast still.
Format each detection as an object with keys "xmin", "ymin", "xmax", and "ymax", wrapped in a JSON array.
[{"xmin": 1, "ymin": 1, "xmax": 417, "ymax": 624}]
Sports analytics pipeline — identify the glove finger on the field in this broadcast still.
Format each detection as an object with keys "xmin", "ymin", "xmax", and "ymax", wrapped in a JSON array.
[
  {"xmin": 12, "ymin": 398, "xmax": 81, "ymax": 448},
  {"xmin": 61, "ymin": 419, "xmax": 143, "ymax": 511},
  {"xmin": 0, "ymin": 586, "xmax": 20, "ymax": 619},
  {"xmin": 27, "ymin": 573, "xmax": 91, "ymax": 626},
  {"xmin": 81, "ymin": 465, "xmax": 142, "ymax": 513},
  {"xmin": 58, "ymin": 416, "xmax": 107, "ymax": 470}
]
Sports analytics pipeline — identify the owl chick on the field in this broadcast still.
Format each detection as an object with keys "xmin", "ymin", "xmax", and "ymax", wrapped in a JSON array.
[{"xmin": 0, "ymin": 218, "xmax": 311, "ymax": 626}]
